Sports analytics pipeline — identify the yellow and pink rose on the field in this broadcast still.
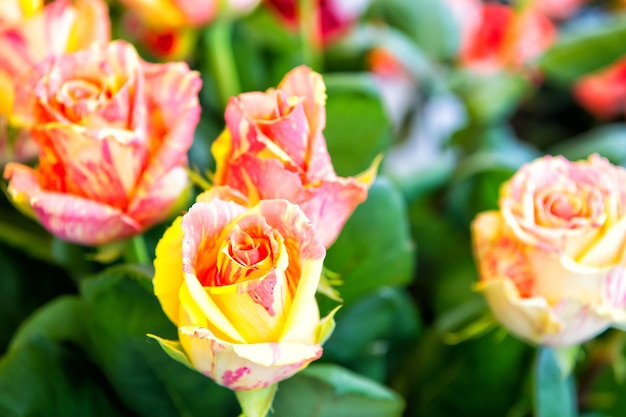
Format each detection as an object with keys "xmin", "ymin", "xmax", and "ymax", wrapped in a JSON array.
[
  {"xmin": 472, "ymin": 154, "xmax": 626, "ymax": 346},
  {"xmin": 4, "ymin": 40, "xmax": 202, "ymax": 245}
]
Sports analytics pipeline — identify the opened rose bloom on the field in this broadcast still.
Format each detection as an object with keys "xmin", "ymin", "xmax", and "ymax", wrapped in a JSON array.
[
  {"xmin": 472, "ymin": 154, "xmax": 626, "ymax": 347},
  {"xmin": 0, "ymin": 0, "xmax": 110, "ymax": 164},
  {"xmin": 152, "ymin": 193, "xmax": 336, "ymax": 391},
  {"xmin": 212, "ymin": 65, "xmax": 376, "ymax": 248},
  {"xmin": 3, "ymin": 40, "xmax": 201, "ymax": 245}
]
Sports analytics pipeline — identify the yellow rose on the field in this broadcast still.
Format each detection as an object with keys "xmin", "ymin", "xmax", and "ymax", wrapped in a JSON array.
[{"xmin": 153, "ymin": 193, "xmax": 336, "ymax": 390}]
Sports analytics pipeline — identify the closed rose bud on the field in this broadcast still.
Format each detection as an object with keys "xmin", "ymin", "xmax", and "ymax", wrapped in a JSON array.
[
  {"xmin": 212, "ymin": 65, "xmax": 377, "ymax": 248},
  {"xmin": 472, "ymin": 154, "xmax": 626, "ymax": 347},
  {"xmin": 3, "ymin": 40, "xmax": 202, "ymax": 245},
  {"xmin": 153, "ymin": 194, "xmax": 336, "ymax": 391}
]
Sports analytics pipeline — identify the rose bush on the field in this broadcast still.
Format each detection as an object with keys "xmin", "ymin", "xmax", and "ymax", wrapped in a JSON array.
[
  {"xmin": 3, "ymin": 40, "xmax": 201, "ymax": 245},
  {"xmin": 472, "ymin": 154, "xmax": 626, "ymax": 346},
  {"xmin": 153, "ymin": 193, "xmax": 335, "ymax": 391},
  {"xmin": 212, "ymin": 65, "xmax": 376, "ymax": 248},
  {"xmin": 0, "ymin": 0, "xmax": 110, "ymax": 163}
]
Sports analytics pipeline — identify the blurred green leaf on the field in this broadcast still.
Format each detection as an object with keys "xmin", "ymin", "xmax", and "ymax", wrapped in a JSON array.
[
  {"xmin": 270, "ymin": 364, "xmax": 404, "ymax": 417},
  {"xmin": 450, "ymin": 71, "xmax": 530, "ymax": 124},
  {"xmin": 0, "ymin": 197, "xmax": 53, "ymax": 262},
  {"xmin": 80, "ymin": 265, "xmax": 238, "ymax": 417},
  {"xmin": 8, "ymin": 296, "xmax": 86, "ymax": 353},
  {"xmin": 534, "ymin": 347, "xmax": 578, "ymax": 417},
  {"xmin": 0, "ymin": 337, "xmax": 131, "ymax": 417},
  {"xmin": 539, "ymin": 14, "xmax": 626, "ymax": 86},
  {"xmin": 368, "ymin": 0, "xmax": 459, "ymax": 60},
  {"xmin": 324, "ymin": 73, "xmax": 392, "ymax": 177},
  {"xmin": 325, "ymin": 178, "xmax": 415, "ymax": 305},
  {"xmin": 325, "ymin": 287, "xmax": 419, "ymax": 362},
  {"xmin": 547, "ymin": 124, "xmax": 626, "ymax": 164},
  {"xmin": 326, "ymin": 24, "xmax": 439, "ymax": 85},
  {"xmin": 0, "ymin": 243, "xmax": 76, "ymax": 353},
  {"xmin": 323, "ymin": 287, "xmax": 420, "ymax": 382}
]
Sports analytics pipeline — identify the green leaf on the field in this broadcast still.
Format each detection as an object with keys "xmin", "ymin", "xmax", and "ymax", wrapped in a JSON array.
[
  {"xmin": 0, "ymin": 198, "xmax": 53, "ymax": 262},
  {"xmin": 326, "ymin": 24, "xmax": 439, "ymax": 85},
  {"xmin": 270, "ymin": 364, "xmax": 404, "ymax": 417},
  {"xmin": 368, "ymin": 0, "xmax": 460, "ymax": 60},
  {"xmin": 547, "ymin": 124, "xmax": 626, "ymax": 164},
  {"xmin": 8, "ymin": 296, "xmax": 86, "ymax": 353},
  {"xmin": 324, "ymin": 73, "xmax": 392, "ymax": 177},
  {"xmin": 0, "ymin": 337, "xmax": 132, "ymax": 417},
  {"xmin": 325, "ymin": 178, "xmax": 415, "ymax": 305},
  {"xmin": 539, "ymin": 15, "xmax": 626, "ymax": 86},
  {"xmin": 0, "ymin": 243, "xmax": 76, "ymax": 353},
  {"xmin": 534, "ymin": 346, "xmax": 578, "ymax": 417},
  {"xmin": 450, "ymin": 71, "xmax": 530, "ymax": 124},
  {"xmin": 147, "ymin": 335, "xmax": 194, "ymax": 370},
  {"xmin": 80, "ymin": 265, "xmax": 238, "ymax": 417},
  {"xmin": 324, "ymin": 287, "xmax": 419, "ymax": 363}
]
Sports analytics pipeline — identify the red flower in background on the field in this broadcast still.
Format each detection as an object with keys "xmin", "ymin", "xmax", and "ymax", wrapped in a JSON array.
[
  {"xmin": 267, "ymin": 0, "xmax": 371, "ymax": 44},
  {"xmin": 450, "ymin": 1, "xmax": 556, "ymax": 73},
  {"xmin": 574, "ymin": 57, "xmax": 626, "ymax": 120}
]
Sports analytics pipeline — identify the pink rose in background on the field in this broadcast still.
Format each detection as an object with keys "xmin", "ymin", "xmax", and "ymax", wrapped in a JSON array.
[
  {"xmin": 4, "ymin": 40, "xmax": 202, "ymax": 245},
  {"xmin": 532, "ymin": 0, "xmax": 587, "ymax": 20},
  {"xmin": 450, "ymin": 2, "xmax": 556, "ymax": 73},
  {"xmin": 472, "ymin": 154, "xmax": 626, "ymax": 346},
  {"xmin": 0, "ymin": 0, "xmax": 110, "ymax": 164},
  {"xmin": 573, "ymin": 57, "xmax": 626, "ymax": 120},
  {"xmin": 211, "ymin": 65, "xmax": 376, "ymax": 248}
]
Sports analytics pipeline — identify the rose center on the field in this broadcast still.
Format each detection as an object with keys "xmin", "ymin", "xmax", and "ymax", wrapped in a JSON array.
[
  {"xmin": 547, "ymin": 194, "xmax": 582, "ymax": 220},
  {"xmin": 229, "ymin": 228, "xmax": 270, "ymax": 266},
  {"xmin": 55, "ymin": 79, "xmax": 113, "ymax": 122}
]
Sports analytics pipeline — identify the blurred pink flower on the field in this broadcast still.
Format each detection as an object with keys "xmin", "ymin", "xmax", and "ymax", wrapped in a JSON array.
[
  {"xmin": 472, "ymin": 154, "xmax": 626, "ymax": 346},
  {"xmin": 0, "ymin": 0, "xmax": 110, "ymax": 164},
  {"xmin": 4, "ymin": 40, "xmax": 202, "ymax": 245}
]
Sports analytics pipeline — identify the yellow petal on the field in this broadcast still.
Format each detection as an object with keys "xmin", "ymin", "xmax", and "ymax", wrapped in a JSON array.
[{"xmin": 153, "ymin": 216, "xmax": 185, "ymax": 325}]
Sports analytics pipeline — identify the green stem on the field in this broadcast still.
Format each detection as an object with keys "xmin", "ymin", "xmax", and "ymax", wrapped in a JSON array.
[
  {"xmin": 127, "ymin": 235, "xmax": 150, "ymax": 265},
  {"xmin": 205, "ymin": 19, "xmax": 241, "ymax": 109},
  {"xmin": 298, "ymin": 0, "xmax": 322, "ymax": 70}
]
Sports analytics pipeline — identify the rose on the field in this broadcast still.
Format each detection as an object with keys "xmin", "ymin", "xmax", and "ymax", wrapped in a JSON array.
[
  {"xmin": 117, "ymin": 0, "xmax": 259, "ymax": 29},
  {"xmin": 3, "ymin": 40, "xmax": 202, "ymax": 245},
  {"xmin": 471, "ymin": 154, "xmax": 626, "ymax": 346},
  {"xmin": 0, "ymin": 0, "xmax": 110, "ymax": 163},
  {"xmin": 152, "ymin": 193, "xmax": 335, "ymax": 391},
  {"xmin": 212, "ymin": 65, "xmax": 376, "ymax": 248},
  {"xmin": 573, "ymin": 56, "xmax": 626, "ymax": 120},
  {"xmin": 451, "ymin": 2, "xmax": 555, "ymax": 73},
  {"xmin": 267, "ymin": 0, "xmax": 372, "ymax": 45}
]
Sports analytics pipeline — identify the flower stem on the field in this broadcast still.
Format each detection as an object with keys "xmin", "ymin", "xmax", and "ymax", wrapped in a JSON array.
[
  {"xmin": 298, "ymin": 0, "xmax": 323, "ymax": 70},
  {"xmin": 205, "ymin": 19, "xmax": 241, "ymax": 109},
  {"xmin": 127, "ymin": 235, "xmax": 150, "ymax": 265}
]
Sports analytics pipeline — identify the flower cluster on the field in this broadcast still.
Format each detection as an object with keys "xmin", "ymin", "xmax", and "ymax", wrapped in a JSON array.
[{"xmin": 152, "ymin": 66, "xmax": 375, "ymax": 395}]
